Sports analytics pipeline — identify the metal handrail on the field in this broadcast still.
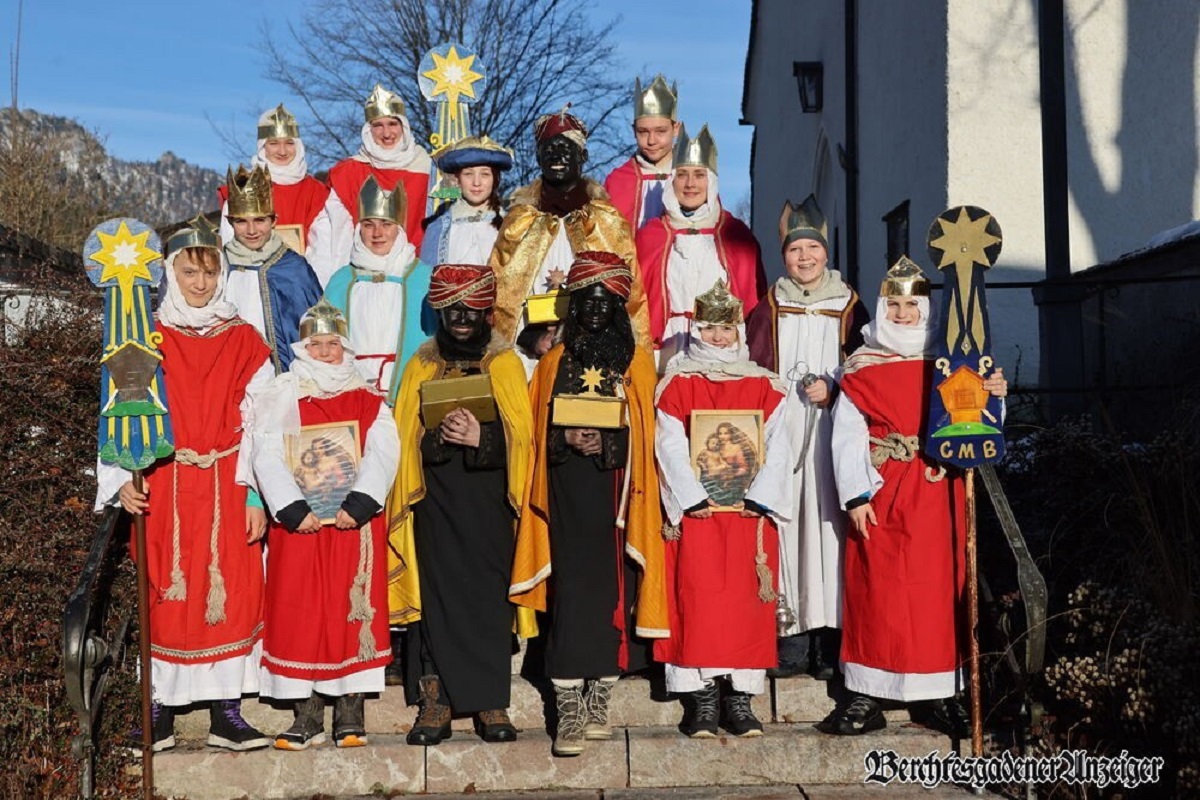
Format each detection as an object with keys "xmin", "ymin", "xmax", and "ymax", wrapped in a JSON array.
[{"xmin": 63, "ymin": 505, "xmax": 131, "ymax": 800}]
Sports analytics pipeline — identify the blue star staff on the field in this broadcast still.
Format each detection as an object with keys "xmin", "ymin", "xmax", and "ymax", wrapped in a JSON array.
[{"xmin": 83, "ymin": 217, "xmax": 173, "ymax": 799}]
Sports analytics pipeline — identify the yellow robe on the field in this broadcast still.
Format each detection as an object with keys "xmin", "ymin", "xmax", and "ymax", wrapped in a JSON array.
[
  {"xmin": 488, "ymin": 178, "xmax": 652, "ymax": 349},
  {"xmin": 387, "ymin": 335, "xmax": 537, "ymax": 637},
  {"xmin": 509, "ymin": 343, "xmax": 669, "ymax": 638}
]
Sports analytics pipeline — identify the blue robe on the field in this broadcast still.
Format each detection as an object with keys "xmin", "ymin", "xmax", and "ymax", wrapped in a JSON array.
[
  {"xmin": 324, "ymin": 259, "xmax": 436, "ymax": 405},
  {"xmin": 226, "ymin": 247, "xmax": 323, "ymax": 374}
]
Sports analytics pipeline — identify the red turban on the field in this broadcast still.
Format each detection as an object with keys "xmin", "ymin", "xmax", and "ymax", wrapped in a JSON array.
[
  {"xmin": 534, "ymin": 105, "xmax": 588, "ymax": 148},
  {"xmin": 427, "ymin": 264, "xmax": 497, "ymax": 310},
  {"xmin": 565, "ymin": 251, "xmax": 632, "ymax": 300}
]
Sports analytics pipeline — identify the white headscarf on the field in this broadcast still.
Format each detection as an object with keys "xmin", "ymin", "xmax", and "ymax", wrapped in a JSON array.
[
  {"xmin": 353, "ymin": 117, "xmax": 431, "ymax": 171},
  {"xmin": 156, "ymin": 248, "xmax": 240, "ymax": 330},
  {"xmin": 663, "ymin": 321, "xmax": 768, "ymax": 379},
  {"xmin": 250, "ymin": 109, "xmax": 308, "ymax": 185},
  {"xmin": 252, "ymin": 334, "xmax": 370, "ymax": 441},
  {"xmin": 349, "ymin": 222, "xmax": 417, "ymax": 276},
  {"xmin": 860, "ymin": 295, "xmax": 937, "ymax": 358},
  {"xmin": 663, "ymin": 168, "xmax": 722, "ymax": 232}
]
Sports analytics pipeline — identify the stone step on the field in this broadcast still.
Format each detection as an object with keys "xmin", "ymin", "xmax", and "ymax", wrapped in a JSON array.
[
  {"xmin": 172, "ymin": 674, "xmax": 912, "ymax": 741},
  {"xmin": 153, "ymin": 722, "xmax": 955, "ymax": 800}
]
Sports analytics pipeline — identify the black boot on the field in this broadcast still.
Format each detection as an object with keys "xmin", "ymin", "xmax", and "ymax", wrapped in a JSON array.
[
  {"xmin": 679, "ymin": 680, "xmax": 720, "ymax": 738},
  {"xmin": 720, "ymin": 687, "xmax": 765, "ymax": 737},
  {"xmin": 333, "ymin": 693, "xmax": 368, "ymax": 747},
  {"xmin": 767, "ymin": 633, "xmax": 808, "ymax": 678},
  {"xmin": 406, "ymin": 675, "xmax": 452, "ymax": 746},
  {"xmin": 809, "ymin": 628, "xmax": 841, "ymax": 681},
  {"xmin": 275, "ymin": 694, "xmax": 325, "ymax": 751},
  {"xmin": 207, "ymin": 699, "xmax": 270, "ymax": 751},
  {"xmin": 923, "ymin": 693, "xmax": 972, "ymax": 739},
  {"xmin": 385, "ymin": 628, "xmax": 405, "ymax": 687},
  {"xmin": 817, "ymin": 693, "xmax": 886, "ymax": 736},
  {"xmin": 474, "ymin": 708, "xmax": 518, "ymax": 743}
]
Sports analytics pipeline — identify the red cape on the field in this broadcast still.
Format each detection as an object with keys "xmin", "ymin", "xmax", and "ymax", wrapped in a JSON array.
[
  {"xmin": 604, "ymin": 156, "xmax": 667, "ymax": 231},
  {"xmin": 634, "ymin": 210, "xmax": 767, "ymax": 348},
  {"xmin": 327, "ymin": 158, "xmax": 429, "ymax": 248},
  {"xmin": 217, "ymin": 176, "xmax": 331, "ymax": 244}
]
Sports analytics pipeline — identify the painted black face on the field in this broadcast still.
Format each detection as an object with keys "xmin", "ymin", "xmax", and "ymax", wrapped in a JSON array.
[
  {"xmin": 536, "ymin": 135, "xmax": 585, "ymax": 187},
  {"xmin": 440, "ymin": 303, "xmax": 487, "ymax": 342},
  {"xmin": 572, "ymin": 283, "xmax": 617, "ymax": 334}
]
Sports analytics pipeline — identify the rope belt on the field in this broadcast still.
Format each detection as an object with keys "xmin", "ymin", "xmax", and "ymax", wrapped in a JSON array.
[
  {"xmin": 777, "ymin": 306, "xmax": 844, "ymax": 319},
  {"xmin": 166, "ymin": 445, "xmax": 241, "ymax": 625},
  {"xmin": 869, "ymin": 432, "xmax": 946, "ymax": 483}
]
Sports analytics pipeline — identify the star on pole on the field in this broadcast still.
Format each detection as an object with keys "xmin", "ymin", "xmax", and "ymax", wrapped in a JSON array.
[
  {"xmin": 91, "ymin": 221, "xmax": 161, "ymax": 331},
  {"xmin": 421, "ymin": 46, "xmax": 484, "ymax": 108},
  {"xmin": 929, "ymin": 207, "xmax": 1001, "ymax": 354}
]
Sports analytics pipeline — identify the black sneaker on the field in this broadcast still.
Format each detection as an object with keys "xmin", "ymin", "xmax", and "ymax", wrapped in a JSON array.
[
  {"xmin": 275, "ymin": 694, "xmax": 326, "ymax": 751},
  {"xmin": 128, "ymin": 701, "xmax": 175, "ymax": 753},
  {"xmin": 817, "ymin": 694, "xmax": 886, "ymax": 736},
  {"xmin": 720, "ymin": 689, "xmax": 764, "ymax": 737},
  {"xmin": 679, "ymin": 681, "xmax": 720, "ymax": 738},
  {"xmin": 333, "ymin": 694, "xmax": 368, "ymax": 748},
  {"xmin": 207, "ymin": 699, "xmax": 270, "ymax": 751}
]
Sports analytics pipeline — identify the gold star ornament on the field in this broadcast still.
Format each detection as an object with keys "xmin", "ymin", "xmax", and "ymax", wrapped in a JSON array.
[
  {"xmin": 421, "ymin": 45, "xmax": 484, "ymax": 108},
  {"xmin": 928, "ymin": 206, "xmax": 1002, "ymax": 275},
  {"xmin": 579, "ymin": 366, "xmax": 605, "ymax": 394}
]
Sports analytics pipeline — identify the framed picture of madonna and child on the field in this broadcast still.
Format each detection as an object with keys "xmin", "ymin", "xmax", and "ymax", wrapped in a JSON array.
[
  {"xmin": 688, "ymin": 410, "xmax": 764, "ymax": 511},
  {"xmin": 286, "ymin": 421, "xmax": 361, "ymax": 524}
]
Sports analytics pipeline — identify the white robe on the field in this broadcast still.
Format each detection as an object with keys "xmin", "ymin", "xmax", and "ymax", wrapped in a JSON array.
[
  {"xmin": 660, "ymin": 233, "xmax": 728, "ymax": 367},
  {"xmin": 775, "ymin": 294, "xmax": 853, "ymax": 635}
]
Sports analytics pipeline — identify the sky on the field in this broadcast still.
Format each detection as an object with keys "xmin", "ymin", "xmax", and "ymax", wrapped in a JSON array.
[{"xmin": 3, "ymin": 0, "xmax": 754, "ymax": 206}]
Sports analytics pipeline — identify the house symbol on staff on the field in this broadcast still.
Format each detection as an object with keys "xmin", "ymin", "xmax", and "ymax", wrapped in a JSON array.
[{"xmin": 933, "ymin": 365, "xmax": 1000, "ymax": 436}]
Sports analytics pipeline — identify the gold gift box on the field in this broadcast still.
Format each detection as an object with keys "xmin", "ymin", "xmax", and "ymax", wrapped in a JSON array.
[
  {"xmin": 525, "ymin": 290, "xmax": 569, "ymax": 325},
  {"xmin": 420, "ymin": 373, "xmax": 497, "ymax": 428},
  {"xmin": 552, "ymin": 393, "xmax": 628, "ymax": 429}
]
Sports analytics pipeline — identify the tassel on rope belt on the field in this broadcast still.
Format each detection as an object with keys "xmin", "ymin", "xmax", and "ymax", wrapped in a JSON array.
[
  {"xmin": 165, "ymin": 444, "xmax": 240, "ymax": 625},
  {"xmin": 869, "ymin": 432, "xmax": 946, "ymax": 483}
]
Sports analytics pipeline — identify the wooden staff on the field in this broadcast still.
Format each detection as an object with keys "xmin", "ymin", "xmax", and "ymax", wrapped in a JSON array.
[
  {"xmin": 964, "ymin": 467, "xmax": 983, "ymax": 756},
  {"xmin": 131, "ymin": 471, "xmax": 154, "ymax": 800}
]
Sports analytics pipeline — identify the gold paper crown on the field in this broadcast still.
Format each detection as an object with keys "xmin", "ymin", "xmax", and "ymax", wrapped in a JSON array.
[
  {"xmin": 299, "ymin": 298, "xmax": 348, "ymax": 339},
  {"xmin": 256, "ymin": 104, "xmax": 299, "ymax": 140},
  {"xmin": 358, "ymin": 175, "xmax": 408, "ymax": 224},
  {"xmin": 880, "ymin": 256, "xmax": 931, "ymax": 297},
  {"xmin": 226, "ymin": 164, "xmax": 275, "ymax": 218},
  {"xmin": 364, "ymin": 83, "xmax": 406, "ymax": 123},
  {"xmin": 779, "ymin": 194, "xmax": 828, "ymax": 249},
  {"xmin": 693, "ymin": 279, "xmax": 744, "ymax": 325},
  {"xmin": 166, "ymin": 214, "xmax": 221, "ymax": 256},
  {"xmin": 634, "ymin": 74, "xmax": 678, "ymax": 121},
  {"xmin": 672, "ymin": 124, "xmax": 718, "ymax": 174}
]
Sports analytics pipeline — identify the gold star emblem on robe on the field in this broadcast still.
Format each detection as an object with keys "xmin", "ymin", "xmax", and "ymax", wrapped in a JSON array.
[
  {"xmin": 546, "ymin": 267, "xmax": 567, "ymax": 290},
  {"xmin": 579, "ymin": 366, "xmax": 605, "ymax": 394}
]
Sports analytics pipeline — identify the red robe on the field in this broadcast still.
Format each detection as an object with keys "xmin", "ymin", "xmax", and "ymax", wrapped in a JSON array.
[
  {"xmin": 218, "ymin": 176, "xmax": 330, "ymax": 244},
  {"xmin": 139, "ymin": 320, "xmax": 270, "ymax": 664},
  {"xmin": 604, "ymin": 156, "xmax": 669, "ymax": 230},
  {"xmin": 261, "ymin": 389, "xmax": 392, "ymax": 681},
  {"xmin": 327, "ymin": 158, "xmax": 429, "ymax": 249},
  {"xmin": 838, "ymin": 356, "xmax": 967, "ymax": 679},
  {"xmin": 635, "ymin": 211, "xmax": 768, "ymax": 348},
  {"xmin": 653, "ymin": 373, "xmax": 783, "ymax": 669}
]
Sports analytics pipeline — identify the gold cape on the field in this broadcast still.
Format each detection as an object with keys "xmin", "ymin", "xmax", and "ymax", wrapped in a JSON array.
[
  {"xmin": 387, "ymin": 335, "xmax": 538, "ymax": 637},
  {"xmin": 488, "ymin": 178, "xmax": 651, "ymax": 349},
  {"xmin": 508, "ymin": 343, "xmax": 669, "ymax": 638}
]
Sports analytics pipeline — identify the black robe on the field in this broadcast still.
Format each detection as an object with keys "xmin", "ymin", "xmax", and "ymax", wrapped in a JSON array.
[
  {"xmin": 403, "ymin": 373, "xmax": 515, "ymax": 713},
  {"xmin": 542, "ymin": 352, "xmax": 650, "ymax": 679}
]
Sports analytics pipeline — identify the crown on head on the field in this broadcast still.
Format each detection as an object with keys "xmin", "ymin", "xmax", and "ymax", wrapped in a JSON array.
[
  {"xmin": 694, "ymin": 279, "xmax": 744, "ymax": 325},
  {"xmin": 357, "ymin": 175, "xmax": 407, "ymax": 225},
  {"xmin": 779, "ymin": 194, "xmax": 828, "ymax": 250},
  {"xmin": 226, "ymin": 164, "xmax": 274, "ymax": 218},
  {"xmin": 672, "ymin": 124, "xmax": 718, "ymax": 175},
  {"xmin": 880, "ymin": 256, "xmax": 931, "ymax": 297},
  {"xmin": 166, "ymin": 214, "xmax": 221, "ymax": 256},
  {"xmin": 364, "ymin": 83, "xmax": 406, "ymax": 123},
  {"xmin": 299, "ymin": 298, "xmax": 348, "ymax": 339},
  {"xmin": 634, "ymin": 74, "xmax": 678, "ymax": 121},
  {"xmin": 257, "ymin": 104, "xmax": 299, "ymax": 140}
]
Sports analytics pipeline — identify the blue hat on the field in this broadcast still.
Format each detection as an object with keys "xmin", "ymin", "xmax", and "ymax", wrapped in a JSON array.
[{"xmin": 433, "ymin": 134, "xmax": 514, "ymax": 173}]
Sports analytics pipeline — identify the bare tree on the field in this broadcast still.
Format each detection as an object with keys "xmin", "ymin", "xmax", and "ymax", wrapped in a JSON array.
[{"xmin": 262, "ymin": 0, "xmax": 631, "ymax": 185}]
